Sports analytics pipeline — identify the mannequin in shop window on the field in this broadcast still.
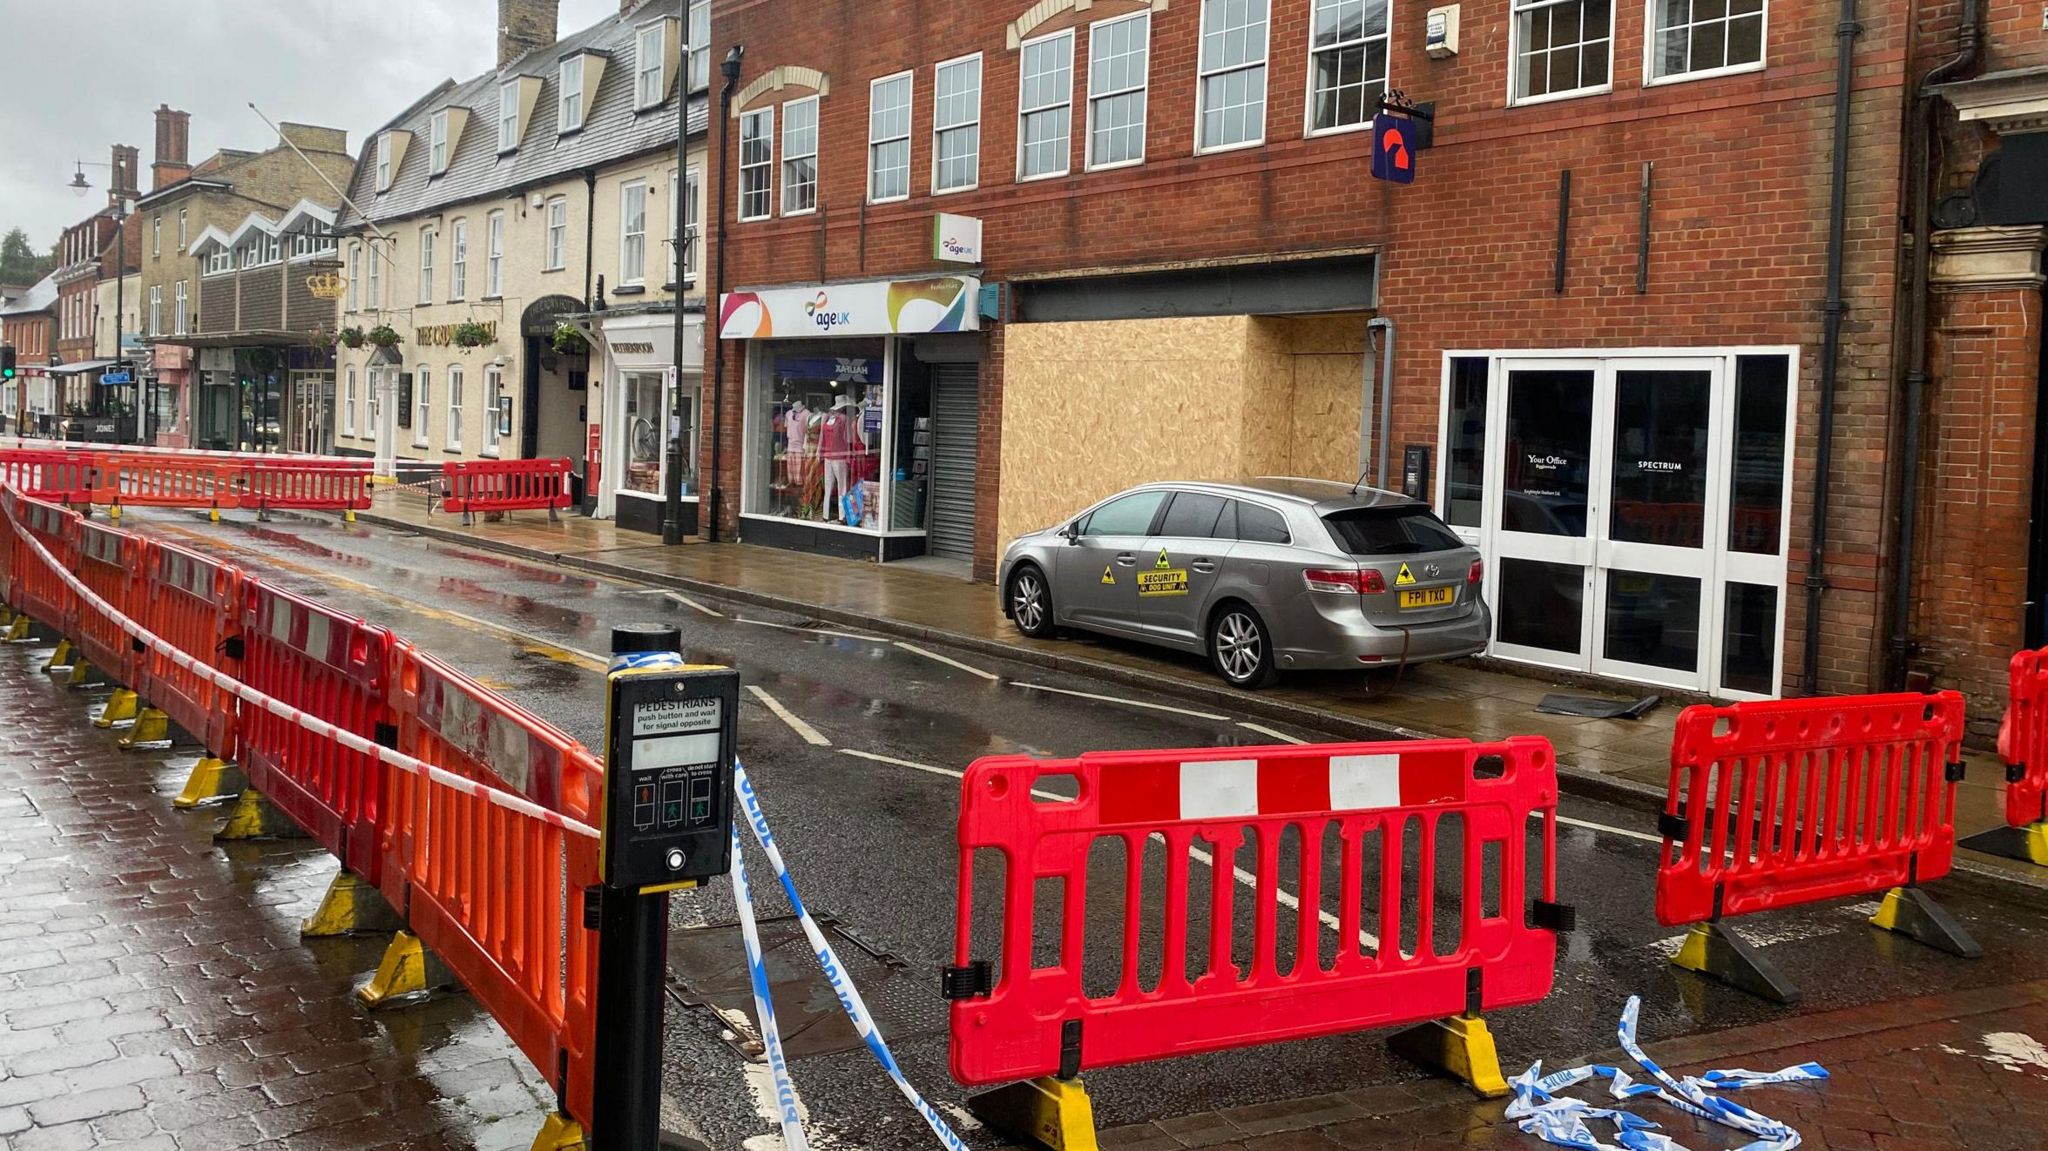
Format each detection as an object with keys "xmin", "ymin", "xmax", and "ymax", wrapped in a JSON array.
[{"xmin": 820, "ymin": 393, "xmax": 855, "ymax": 521}]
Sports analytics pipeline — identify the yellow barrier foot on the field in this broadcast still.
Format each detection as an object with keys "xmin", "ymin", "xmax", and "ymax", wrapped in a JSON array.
[
  {"xmin": 344, "ymin": 509, "xmax": 357, "ymax": 524},
  {"xmin": 108, "ymin": 504, "xmax": 122, "ymax": 522},
  {"xmin": 1388, "ymin": 1013, "xmax": 1510, "ymax": 1099},
  {"xmin": 93, "ymin": 688, "xmax": 140, "ymax": 728},
  {"xmin": 1871, "ymin": 885, "xmax": 1984, "ymax": 958},
  {"xmin": 1671, "ymin": 920, "xmax": 1801, "ymax": 1005},
  {"xmin": 529, "ymin": 1112, "xmax": 586, "ymax": 1151},
  {"xmin": 5, "ymin": 615, "xmax": 32, "ymax": 642},
  {"xmin": 353, "ymin": 930, "xmax": 457, "ymax": 1010},
  {"xmin": 117, "ymin": 707, "xmax": 171, "ymax": 750},
  {"xmin": 1959, "ymin": 822, "xmax": 2048, "ymax": 866},
  {"xmin": 42, "ymin": 639, "xmax": 74, "ymax": 674},
  {"xmin": 209, "ymin": 506, "xmax": 221, "ymax": 524},
  {"xmin": 967, "ymin": 1076, "xmax": 1099, "ymax": 1151},
  {"xmin": 301, "ymin": 871, "xmax": 403, "ymax": 938},
  {"xmin": 173, "ymin": 757, "xmax": 246, "ymax": 809},
  {"xmin": 65, "ymin": 656, "xmax": 104, "ymax": 689},
  {"xmin": 215, "ymin": 789, "xmax": 311, "ymax": 841}
]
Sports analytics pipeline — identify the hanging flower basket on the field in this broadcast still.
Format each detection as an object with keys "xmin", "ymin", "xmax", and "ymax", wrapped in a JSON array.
[
  {"xmin": 365, "ymin": 324, "xmax": 403, "ymax": 349},
  {"xmin": 552, "ymin": 323, "xmax": 591, "ymax": 356},
  {"xmin": 336, "ymin": 325, "xmax": 367, "ymax": 349},
  {"xmin": 453, "ymin": 321, "xmax": 494, "ymax": 349}
]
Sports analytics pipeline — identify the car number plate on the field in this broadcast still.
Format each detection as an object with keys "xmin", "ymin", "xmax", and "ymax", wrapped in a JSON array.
[{"xmin": 1399, "ymin": 587, "xmax": 1454, "ymax": 609}]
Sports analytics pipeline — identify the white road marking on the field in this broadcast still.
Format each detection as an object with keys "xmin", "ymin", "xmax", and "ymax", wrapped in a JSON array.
[
  {"xmin": 837, "ymin": 748, "xmax": 1372, "ymax": 947},
  {"xmin": 746, "ymin": 685, "xmax": 832, "ymax": 747},
  {"xmin": 1547, "ymin": 811, "xmax": 1664, "ymax": 844},
  {"xmin": 735, "ymin": 616, "xmax": 883, "ymax": 643},
  {"xmin": 1013, "ymin": 681, "xmax": 1231, "ymax": 721},
  {"xmin": 664, "ymin": 591, "xmax": 724, "ymax": 617},
  {"xmin": 894, "ymin": 642, "xmax": 999, "ymax": 681},
  {"xmin": 1236, "ymin": 721, "xmax": 1307, "ymax": 744}
]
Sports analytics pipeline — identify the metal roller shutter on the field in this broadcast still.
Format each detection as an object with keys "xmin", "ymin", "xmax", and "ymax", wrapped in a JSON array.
[{"xmin": 928, "ymin": 365, "xmax": 980, "ymax": 562}]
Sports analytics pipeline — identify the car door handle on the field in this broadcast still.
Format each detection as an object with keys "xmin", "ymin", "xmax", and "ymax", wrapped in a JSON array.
[
  {"xmin": 1191, "ymin": 560, "xmax": 1217, "ymax": 573},
  {"xmin": 1114, "ymin": 553, "xmax": 1137, "ymax": 566}
]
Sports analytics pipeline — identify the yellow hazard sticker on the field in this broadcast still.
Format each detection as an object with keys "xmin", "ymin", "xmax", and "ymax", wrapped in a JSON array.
[
  {"xmin": 1101, "ymin": 565, "xmax": 1117, "ymax": 586},
  {"xmin": 1156, "ymin": 549, "xmax": 1172, "ymax": 569},
  {"xmin": 1396, "ymin": 563, "xmax": 1417, "ymax": 587},
  {"xmin": 1138, "ymin": 569, "xmax": 1189, "ymax": 597}
]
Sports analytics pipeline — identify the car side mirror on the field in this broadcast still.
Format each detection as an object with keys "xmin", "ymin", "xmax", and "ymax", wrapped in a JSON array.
[{"xmin": 1061, "ymin": 523, "xmax": 1081, "ymax": 544}]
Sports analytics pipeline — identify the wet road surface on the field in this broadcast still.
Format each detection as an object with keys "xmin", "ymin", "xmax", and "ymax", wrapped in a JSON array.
[{"xmin": 80, "ymin": 508, "xmax": 2048, "ymax": 1149}]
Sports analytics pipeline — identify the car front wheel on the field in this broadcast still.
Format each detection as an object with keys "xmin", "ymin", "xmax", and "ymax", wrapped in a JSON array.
[
  {"xmin": 1209, "ymin": 603, "xmax": 1277, "ymax": 689},
  {"xmin": 1008, "ymin": 564, "xmax": 1056, "ymax": 639}
]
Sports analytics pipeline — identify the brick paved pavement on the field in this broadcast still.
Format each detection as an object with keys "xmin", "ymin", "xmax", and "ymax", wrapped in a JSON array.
[
  {"xmin": 0, "ymin": 643, "xmax": 554, "ymax": 1150},
  {"xmin": 1097, "ymin": 982, "xmax": 2048, "ymax": 1151}
]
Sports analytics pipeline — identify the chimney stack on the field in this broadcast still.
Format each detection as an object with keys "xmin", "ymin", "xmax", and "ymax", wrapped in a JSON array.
[
  {"xmin": 498, "ymin": 0, "xmax": 560, "ymax": 68},
  {"xmin": 151, "ymin": 104, "xmax": 192, "ymax": 191},
  {"xmin": 109, "ymin": 144, "xmax": 140, "ymax": 205}
]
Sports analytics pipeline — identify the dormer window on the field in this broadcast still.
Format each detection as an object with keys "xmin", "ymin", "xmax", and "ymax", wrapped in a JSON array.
[
  {"xmin": 560, "ymin": 56, "xmax": 586, "ymax": 132},
  {"xmin": 376, "ymin": 134, "xmax": 393, "ymax": 192},
  {"xmin": 430, "ymin": 111, "xmax": 450, "ymax": 174},
  {"xmin": 499, "ymin": 79, "xmax": 522, "ymax": 151},
  {"xmin": 636, "ymin": 22, "xmax": 666, "ymax": 108}
]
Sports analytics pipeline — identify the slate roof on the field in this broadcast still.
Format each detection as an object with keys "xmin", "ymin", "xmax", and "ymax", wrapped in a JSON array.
[
  {"xmin": 0, "ymin": 273, "xmax": 57, "ymax": 317},
  {"xmin": 335, "ymin": 0, "xmax": 708, "ymax": 236}
]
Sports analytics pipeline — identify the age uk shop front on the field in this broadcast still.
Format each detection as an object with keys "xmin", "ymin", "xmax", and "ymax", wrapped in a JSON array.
[
  {"xmin": 720, "ymin": 276, "xmax": 981, "ymax": 562},
  {"xmin": 1436, "ymin": 349, "xmax": 1797, "ymax": 699}
]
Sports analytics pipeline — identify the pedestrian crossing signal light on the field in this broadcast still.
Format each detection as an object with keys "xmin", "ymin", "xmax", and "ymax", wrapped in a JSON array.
[{"xmin": 1, "ymin": 345, "xmax": 15, "ymax": 381}]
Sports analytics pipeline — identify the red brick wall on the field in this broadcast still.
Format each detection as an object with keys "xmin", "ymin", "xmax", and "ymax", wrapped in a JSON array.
[{"xmin": 706, "ymin": 0, "xmax": 1927, "ymax": 691}]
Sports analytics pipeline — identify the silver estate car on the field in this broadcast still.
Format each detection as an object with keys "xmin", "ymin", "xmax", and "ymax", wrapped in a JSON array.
[{"xmin": 999, "ymin": 478, "xmax": 1491, "ymax": 688}]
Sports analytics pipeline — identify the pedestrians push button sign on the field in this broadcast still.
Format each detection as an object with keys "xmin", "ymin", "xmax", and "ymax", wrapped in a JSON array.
[
  {"xmin": 601, "ymin": 666, "xmax": 740, "ymax": 892},
  {"xmin": 1372, "ymin": 113, "xmax": 1416, "ymax": 184}
]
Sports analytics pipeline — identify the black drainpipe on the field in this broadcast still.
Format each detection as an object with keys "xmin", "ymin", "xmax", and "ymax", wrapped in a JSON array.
[
  {"xmin": 1802, "ymin": 0, "xmax": 1865, "ymax": 696},
  {"xmin": 1889, "ymin": 0, "xmax": 1982, "ymax": 688},
  {"xmin": 582, "ymin": 168, "xmax": 598, "ymax": 306},
  {"xmin": 708, "ymin": 45, "xmax": 743, "ymax": 542}
]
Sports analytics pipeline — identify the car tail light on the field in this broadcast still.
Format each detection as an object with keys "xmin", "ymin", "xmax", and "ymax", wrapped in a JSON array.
[
  {"xmin": 1304, "ymin": 568, "xmax": 1386, "ymax": 594},
  {"xmin": 1469, "ymin": 559, "xmax": 1484, "ymax": 585}
]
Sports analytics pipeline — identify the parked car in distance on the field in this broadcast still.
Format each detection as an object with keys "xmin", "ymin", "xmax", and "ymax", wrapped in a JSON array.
[{"xmin": 999, "ymin": 478, "xmax": 1490, "ymax": 688}]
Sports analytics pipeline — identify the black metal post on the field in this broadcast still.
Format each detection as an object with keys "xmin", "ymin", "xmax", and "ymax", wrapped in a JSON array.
[
  {"xmin": 589, "ymin": 623, "xmax": 681, "ymax": 1150},
  {"xmin": 707, "ymin": 46, "xmax": 743, "ymax": 543},
  {"xmin": 662, "ymin": 0, "xmax": 692, "ymax": 547}
]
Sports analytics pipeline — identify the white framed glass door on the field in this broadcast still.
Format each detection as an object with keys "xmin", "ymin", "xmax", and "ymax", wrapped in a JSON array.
[{"xmin": 1445, "ymin": 349, "xmax": 1796, "ymax": 699}]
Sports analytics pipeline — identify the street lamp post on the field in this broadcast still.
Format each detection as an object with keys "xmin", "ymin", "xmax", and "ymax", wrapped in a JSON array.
[
  {"xmin": 661, "ymin": 0, "xmax": 692, "ymax": 545},
  {"xmin": 68, "ymin": 160, "xmax": 140, "ymax": 445}
]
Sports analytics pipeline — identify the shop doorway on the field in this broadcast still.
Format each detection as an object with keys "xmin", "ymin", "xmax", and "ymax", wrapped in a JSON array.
[
  {"xmin": 1445, "ymin": 350, "xmax": 1795, "ymax": 697},
  {"xmin": 927, "ymin": 365, "xmax": 979, "ymax": 563}
]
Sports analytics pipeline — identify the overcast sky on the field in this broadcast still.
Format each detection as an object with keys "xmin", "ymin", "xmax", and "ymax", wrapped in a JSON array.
[{"xmin": 0, "ymin": 0, "xmax": 619, "ymax": 249}]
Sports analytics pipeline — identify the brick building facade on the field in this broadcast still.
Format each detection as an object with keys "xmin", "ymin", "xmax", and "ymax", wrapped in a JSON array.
[
  {"xmin": 699, "ymin": 0, "xmax": 2039, "ymax": 714},
  {"xmin": 50, "ymin": 145, "xmax": 145, "ymax": 440}
]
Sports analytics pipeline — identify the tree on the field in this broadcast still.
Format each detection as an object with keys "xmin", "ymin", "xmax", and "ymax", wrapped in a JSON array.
[{"xmin": 0, "ymin": 227, "xmax": 49, "ymax": 285}]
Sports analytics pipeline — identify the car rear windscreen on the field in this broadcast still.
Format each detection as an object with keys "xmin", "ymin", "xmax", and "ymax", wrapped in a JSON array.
[{"xmin": 1322, "ymin": 506, "xmax": 1465, "ymax": 556}]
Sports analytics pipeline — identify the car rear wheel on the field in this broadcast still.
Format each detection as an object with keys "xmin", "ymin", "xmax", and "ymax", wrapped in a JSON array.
[
  {"xmin": 1008, "ymin": 564, "xmax": 1056, "ymax": 638},
  {"xmin": 1209, "ymin": 603, "xmax": 1277, "ymax": 689}
]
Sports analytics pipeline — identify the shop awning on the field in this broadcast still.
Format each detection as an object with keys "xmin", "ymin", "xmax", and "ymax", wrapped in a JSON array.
[{"xmin": 44, "ymin": 359, "xmax": 119, "ymax": 376}]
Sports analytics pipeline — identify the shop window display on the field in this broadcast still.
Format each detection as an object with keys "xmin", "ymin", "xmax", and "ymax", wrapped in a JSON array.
[
  {"xmin": 759, "ymin": 351, "xmax": 885, "ymax": 528},
  {"xmin": 625, "ymin": 373, "xmax": 666, "ymax": 494}
]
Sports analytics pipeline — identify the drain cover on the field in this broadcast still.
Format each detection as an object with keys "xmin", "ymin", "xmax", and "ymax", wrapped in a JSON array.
[{"xmin": 666, "ymin": 912, "xmax": 942, "ymax": 1061}]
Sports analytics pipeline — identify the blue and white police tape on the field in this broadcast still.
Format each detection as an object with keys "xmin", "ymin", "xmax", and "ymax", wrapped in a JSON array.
[
  {"xmin": 729, "ymin": 820, "xmax": 810, "ymax": 1151},
  {"xmin": 733, "ymin": 759, "xmax": 972, "ymax": 1151},
  {"xmin": 1505, "ymin": 996, "xmax": 1827, "ymax": 1151},
  {"xmin": 609, "ymin": 650, "xmax": 687, "ymax": 673}
]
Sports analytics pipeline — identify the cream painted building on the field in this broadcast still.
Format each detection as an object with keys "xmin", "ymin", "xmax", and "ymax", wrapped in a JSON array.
[{"xmin": 333, "ymin": 0, "xmax": 710, "ymax": 534}]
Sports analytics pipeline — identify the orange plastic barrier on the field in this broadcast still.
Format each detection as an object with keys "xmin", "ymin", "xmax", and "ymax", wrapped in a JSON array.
[
  {"xmin": 379, "ymin": 741, "xmax": 601, "ymax": 1122},
  {"xmin": 2002, "ymin": 649, "xmax": 2048, "ymax": 832},
  {"xmin": 949, "ymin": 738, "xmax": 1567, "ymax": 1086},
  {"xmin": 237, "ymin": 581, "xmax": 394, "ymax": 882},
  {"xmin": 72, "ymin": 519, "xmax": 145, "ymax": 685},
  {"xmin": 8, "ymin": 496, "xmax": 81, "ymax": 632},
  {"xmin": 1657, "ymin": 692, "xmax": 1967, "ymax": 926},
  {"xmin": 134, "ymin": 538, "xmax": 245, "ymax": 762},
  {"xmin": 240, "ymin": 459, "xmax": 373, "ymax": 518},
  {"xmin": 389, "ymin": 645, "xmax": 604, "ymax": 823},
  {"xmin": 0, "ymin": 450, "xmax": 95, "ymax": 507},
  {"xmin": 98, "ymin": 453, "xmax": 243, "ymax": 516},
  {"xmin": 443, "ymin": 458, "xmax": 573, "ymax": 523}
]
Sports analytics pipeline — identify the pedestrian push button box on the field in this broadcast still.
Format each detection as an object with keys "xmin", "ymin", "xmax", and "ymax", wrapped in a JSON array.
[{"xmin": 600, "ymin": 665, "xmax": 739, "ymax": 894}]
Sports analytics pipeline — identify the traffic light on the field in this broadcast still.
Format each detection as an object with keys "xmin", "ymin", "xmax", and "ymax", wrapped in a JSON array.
[{"xmin": 0, "ymin": 344, "xmax": 15, "ymax": 381}]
